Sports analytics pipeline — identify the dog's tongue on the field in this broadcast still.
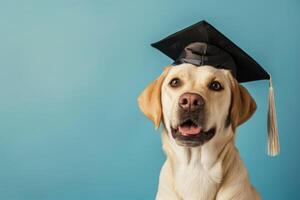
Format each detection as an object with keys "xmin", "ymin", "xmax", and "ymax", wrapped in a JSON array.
[{"xmin": 178, "ymin": 125, "xmax": 202, "ymax": 136}]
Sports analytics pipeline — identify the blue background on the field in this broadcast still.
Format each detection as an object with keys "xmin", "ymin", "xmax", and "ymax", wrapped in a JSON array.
[{"xmin": 0, "ymin": 0, "xmax": 299, "ymax": 199}]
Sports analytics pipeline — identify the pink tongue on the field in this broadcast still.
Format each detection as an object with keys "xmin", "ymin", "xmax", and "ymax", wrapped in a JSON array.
[{"xmin": 178, "ymin": 126, "xmax": 202, "ymax": 136}]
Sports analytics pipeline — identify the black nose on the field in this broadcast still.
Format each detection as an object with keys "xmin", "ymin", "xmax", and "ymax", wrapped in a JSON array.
[{"xmin": 179, "ymin": 92, "xmax": 205, "ymax": 111}]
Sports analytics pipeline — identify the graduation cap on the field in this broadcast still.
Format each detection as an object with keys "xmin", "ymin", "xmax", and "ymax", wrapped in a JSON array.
[{"xmin": 151, "ymin": 20, "xmax": 279, "ymax": 156}]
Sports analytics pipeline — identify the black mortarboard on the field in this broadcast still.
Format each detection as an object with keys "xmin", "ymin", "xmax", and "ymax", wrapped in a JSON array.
[
  {"xmin": 151, "ymin": 20, "xmax": 279, "ymax": 156},
  {"xmin": 151, "ymin": 20, "xmax": 269, "ymax": 83}
]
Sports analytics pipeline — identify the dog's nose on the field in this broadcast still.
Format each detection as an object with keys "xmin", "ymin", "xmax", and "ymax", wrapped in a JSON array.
[{"xmin": 179, "ymin": 92, "xmax": 205, "ymax": 111}]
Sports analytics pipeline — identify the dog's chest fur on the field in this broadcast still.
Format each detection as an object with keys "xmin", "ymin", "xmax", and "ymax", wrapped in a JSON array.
[{"xmin": 172, "ymin": 148, "xmax": 223, "ymax": 200}]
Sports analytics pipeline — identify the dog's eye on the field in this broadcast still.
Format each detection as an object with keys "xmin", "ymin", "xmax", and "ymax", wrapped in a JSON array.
[
  {"xmin": 169, "ymin": 78, "xmax": 181, "ymax": 88},
  {"xmin": 209, "ymin": 81, "xmax": 223, "ymax": 91}
]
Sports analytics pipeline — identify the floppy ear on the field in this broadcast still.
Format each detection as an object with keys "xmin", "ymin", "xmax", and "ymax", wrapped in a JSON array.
[
  {"xmin": 228, "ymin": 72, "xmax": 257, "ymax": 129},
  {"xmin": 137, "ymin": 67, "xmax": 171, "ymax": 129}
]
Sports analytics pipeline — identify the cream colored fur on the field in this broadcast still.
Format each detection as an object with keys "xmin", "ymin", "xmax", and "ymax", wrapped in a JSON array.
[{"xmin": 138, "ymin": 64, "xmax": 260, "ymax": 200}]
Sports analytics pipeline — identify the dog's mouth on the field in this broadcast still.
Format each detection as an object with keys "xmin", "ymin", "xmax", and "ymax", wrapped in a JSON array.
[{"xmin": 171, "ymin": 119, "xmax": 216, "ymax": 147}]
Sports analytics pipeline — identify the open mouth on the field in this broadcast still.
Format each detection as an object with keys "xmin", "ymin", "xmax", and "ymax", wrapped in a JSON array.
[{"xmin": 171, "ymin": 119, "xmax": 216, "ymax": 147}]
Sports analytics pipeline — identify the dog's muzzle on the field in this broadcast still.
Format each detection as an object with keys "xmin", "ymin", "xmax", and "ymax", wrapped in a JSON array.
[{"xmin": 171, "ymin": 92, "xmax": 216, "ymax": 147}]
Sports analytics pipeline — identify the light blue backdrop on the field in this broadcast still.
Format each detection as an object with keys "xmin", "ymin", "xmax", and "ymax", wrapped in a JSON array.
[{"xmin": 0, "ymin": 0, "xmax": 299, "ymax": 199}]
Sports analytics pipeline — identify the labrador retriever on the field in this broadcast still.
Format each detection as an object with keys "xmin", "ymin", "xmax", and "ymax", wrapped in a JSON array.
[{"xmin": 138, "ymin": 64, "xmax": 260, "ymax": 200}]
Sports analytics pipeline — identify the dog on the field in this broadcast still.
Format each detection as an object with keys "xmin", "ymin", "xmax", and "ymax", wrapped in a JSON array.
[{"xmin": 138, "ymin": 63, "xmax": 261, "ymax": 200}]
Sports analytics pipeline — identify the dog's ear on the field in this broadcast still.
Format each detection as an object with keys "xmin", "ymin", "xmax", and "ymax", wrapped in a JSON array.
[
  {"xmin": 228, "ymin": 72, "xmax": 257, "ymax": 129},
  {"xmin": 137, "ymin": 67, "xmax": 171, "ymax": 129}
]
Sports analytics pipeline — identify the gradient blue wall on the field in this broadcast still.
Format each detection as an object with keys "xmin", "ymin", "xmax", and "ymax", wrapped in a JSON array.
[{"xmin": 0, "ymin": 0, "xmax": 299, "ymax": 199}]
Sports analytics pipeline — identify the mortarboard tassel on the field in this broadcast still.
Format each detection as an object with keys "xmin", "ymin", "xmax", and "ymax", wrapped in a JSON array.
[{"xmin": 267, "ymin": 76, "xmax": 280, "ymax": 156}]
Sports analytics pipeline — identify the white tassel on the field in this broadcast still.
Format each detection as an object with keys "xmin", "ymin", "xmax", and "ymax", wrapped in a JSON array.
[{"xmin": 267, "ymin": 76, "xmax": 280, "ymax": 156}]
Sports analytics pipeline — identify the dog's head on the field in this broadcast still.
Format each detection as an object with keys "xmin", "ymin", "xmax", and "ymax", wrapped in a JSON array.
[{"xmin": 138, "ymin": 64, "xmax": 256, "ymax": 147}]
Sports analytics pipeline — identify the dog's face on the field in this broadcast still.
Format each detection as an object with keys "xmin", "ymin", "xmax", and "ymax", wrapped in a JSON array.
[
  {"xmin": 138, "ymin": 64, "xmax": 256, "ymax": 148},
  {"xmin": 161, "ymin": 64, "xmax": 232, "ymax": 147}
]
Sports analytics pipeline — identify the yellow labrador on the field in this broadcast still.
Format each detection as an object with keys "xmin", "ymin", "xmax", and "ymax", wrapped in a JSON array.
[{"xmin": 138, "ymin": 64, "xmax": 260, "ymax": 200}]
